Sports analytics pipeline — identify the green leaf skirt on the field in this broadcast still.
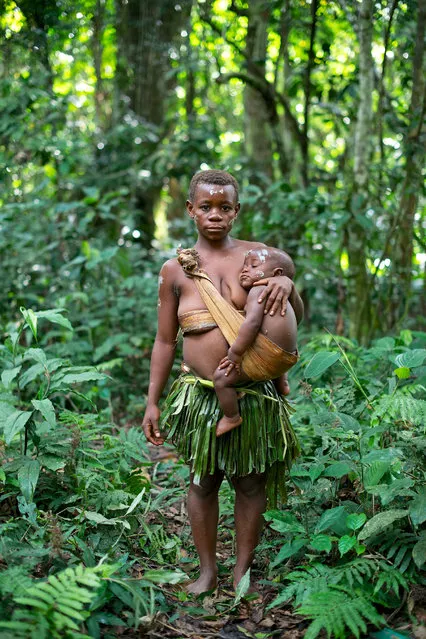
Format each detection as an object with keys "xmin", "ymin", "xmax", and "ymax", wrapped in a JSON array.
[{"xmin": 161, "ymin": 375, "xmax": 300, "ymax": 507}]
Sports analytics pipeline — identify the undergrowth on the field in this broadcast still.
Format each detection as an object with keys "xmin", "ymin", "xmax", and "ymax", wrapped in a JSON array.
[{"xmin": 0, "ymin": 308, "xmax": 425, "ymax": 637}]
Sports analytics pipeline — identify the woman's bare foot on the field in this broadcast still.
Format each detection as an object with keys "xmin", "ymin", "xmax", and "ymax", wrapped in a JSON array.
[
  {"xmin": 216, "ymin": 414, "xmax": 243, "ymax": 437},
  {"xmin": 186, "ymin": 569, "xmax": 218, "ymax": 596}
]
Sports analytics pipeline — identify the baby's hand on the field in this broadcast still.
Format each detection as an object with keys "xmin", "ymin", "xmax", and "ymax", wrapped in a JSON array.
[{"xmin": 218, "ymin": 352, "xmax": 242, "ymax": 376}]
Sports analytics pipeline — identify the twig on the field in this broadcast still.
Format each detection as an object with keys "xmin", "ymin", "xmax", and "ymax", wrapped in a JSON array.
[{"xmin": 386, "ymin": 589, "xmax": 407, "ymax": 624}]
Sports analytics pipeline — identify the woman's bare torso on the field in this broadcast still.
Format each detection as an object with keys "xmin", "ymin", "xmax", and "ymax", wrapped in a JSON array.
[{"xmin": 174, "ymin": 241, "xmax": 259, "ymax": 379}]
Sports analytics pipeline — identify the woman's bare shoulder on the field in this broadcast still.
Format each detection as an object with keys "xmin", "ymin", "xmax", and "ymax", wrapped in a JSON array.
[{"xmin": 159, "ymin": 257, "xmax": 184, "ymax": 283}]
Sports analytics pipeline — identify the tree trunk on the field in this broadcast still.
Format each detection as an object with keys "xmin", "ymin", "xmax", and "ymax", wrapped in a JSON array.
[
  {"xmin": 346, "ymin": 0, "xmax": 374, "ymax": 344},
  {"xmin": 115, "ymin": 0, "xmax": 192, "ymax": 246},
  {"xmin": 243, "ymin": 0, "xmax": 274, "ymax": 181},
  {"xmin": 301, "ymin": 0, "xmax": 318, "ymax": 186},
  {"xmin": 391, "ymin": 0, "xmax": 426, "ymax": 324},
  {"xmin": 92, "ymin": 0, "xmax": 105, "ymax": 127}
]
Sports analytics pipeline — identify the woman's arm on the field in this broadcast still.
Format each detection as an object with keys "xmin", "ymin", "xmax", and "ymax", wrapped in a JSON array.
[{"xmin": 142, "ymin": 260, "xmax": 179, "ymax": 445}]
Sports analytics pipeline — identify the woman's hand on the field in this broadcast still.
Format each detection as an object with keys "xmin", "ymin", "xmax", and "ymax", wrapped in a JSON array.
[
  {"xmin": 142, "ymin": 404, "xmax": 164, "ymax": 446},
  {"xmin": 253, "ymin": 275, "xmax": 293, "ymax": 316}
]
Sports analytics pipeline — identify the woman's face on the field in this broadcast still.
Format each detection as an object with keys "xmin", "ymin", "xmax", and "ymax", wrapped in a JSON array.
[{"xmin": 186, "ymin": 183, "xmax": 239, "ymax": 241}]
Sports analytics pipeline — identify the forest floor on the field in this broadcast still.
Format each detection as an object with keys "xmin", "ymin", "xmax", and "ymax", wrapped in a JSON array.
[
  {"xmin": 131, "ymin": 444, "xmax": 309, "ymax": 639},
  {"xmin": 118, "ymin": 445, "xmax": 422, "ymax": 639}
]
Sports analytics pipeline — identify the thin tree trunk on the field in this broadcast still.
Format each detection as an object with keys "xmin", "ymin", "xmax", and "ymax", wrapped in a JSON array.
[
  {"xmin": 301, "ymin": 0, "xmax": 318, "ymax": 186},
  {"xmin": 391, "ymin": 0, "xmax": 426, "ymax": 324},
  {"xmin": 92, "ymin": 0, "xmax": 105, "ymax": 127},
  {"xmin": 243, "ymin": 0, "xmax": 274, "ymax": 181},
  {"xmin": 115, "ymin": 0, "xmax": 192, "ymax": 246},
  {"xmin": 346, "ymin": 0, "xmax": 374, "ymax": 344}
]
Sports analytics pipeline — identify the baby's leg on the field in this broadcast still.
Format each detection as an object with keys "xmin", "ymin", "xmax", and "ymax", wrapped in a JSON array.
[{"xmin": 213, "ymin": 367, "xmax": 245, "ymax": 436}]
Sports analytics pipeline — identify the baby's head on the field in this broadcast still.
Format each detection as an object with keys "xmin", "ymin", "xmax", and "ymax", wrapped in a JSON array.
[{"xmin": 239, "ymin": 248, "xmax": 295, "ymax": 290}]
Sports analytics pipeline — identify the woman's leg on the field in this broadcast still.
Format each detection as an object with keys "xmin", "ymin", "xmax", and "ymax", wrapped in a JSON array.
[
  {"xmin": 187, "ymin": 469, "xmax": 225, "ymax": 594},
  {"xmin": 231, "ymin": 472, "xmax": 267, "ymax": 588}
]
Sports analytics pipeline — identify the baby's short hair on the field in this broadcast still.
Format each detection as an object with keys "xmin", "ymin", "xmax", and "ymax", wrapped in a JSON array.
[
  {"xmin": 269, "ymin": 248, "xmax": 295, "ymax": 279},
  {"xmin": 189, "ymin": 169, "xmax": 239, "ymax": 202},
  {"xmin": 247, "ymin": 247, "xmax": 295, "ymax": 279}
]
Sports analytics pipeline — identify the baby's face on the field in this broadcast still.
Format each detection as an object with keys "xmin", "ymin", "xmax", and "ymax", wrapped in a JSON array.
[{"xmin": 239, "ymin": 249, "xmax": 275, "ymax": 289}]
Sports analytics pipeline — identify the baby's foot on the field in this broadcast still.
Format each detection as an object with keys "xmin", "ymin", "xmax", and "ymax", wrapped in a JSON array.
[{"xmin": 216, "ymin": 414, "xmax": 243, "ymax": 437}]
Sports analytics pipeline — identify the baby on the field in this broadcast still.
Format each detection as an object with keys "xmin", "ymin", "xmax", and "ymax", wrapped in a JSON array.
[{"xmin": 213, "ymin": 248, "xmax": 298, "ymax": 436}]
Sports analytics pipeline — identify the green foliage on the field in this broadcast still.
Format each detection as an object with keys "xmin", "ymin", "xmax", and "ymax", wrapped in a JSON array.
[
  {"xmin": 298, "ymin": 587, "xmax": 384, "ymax": 639},
  {"xmin": 0, "ymin": 564, "xmax": 106, "ymax": 638},
  {"xmin": 263, "ymin": 331, "xmax": 425, "ymax": 636}
]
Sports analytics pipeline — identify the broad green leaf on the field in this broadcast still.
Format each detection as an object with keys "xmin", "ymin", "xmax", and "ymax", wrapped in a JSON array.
[
  {"xmin": 265, "ymin": 511, "xmax": 305, "ymax": 534},
  {"xmin": 18, "ymin": 459, "xmax": 40, "ymax": 502},
  {"xmin": 308, "ymin": 463, "xmax": 325, "ymax": 483},
  {"xmin": 85, "ymin": 511, "xmax": 115, "ymax": 525},
  {"xmin": 304, "ymin": 352, "xmax": 340, "ymax": 378},
  {"xmin": 57, "ymin": 371, "xmax": 105, "ymax": 385},
  {"xmin": 395, "ymin": 349, "xmax": 426, "ymax": 369},
  {"xmin": 336, "ymin": 412, "xmax": 361, "ymax": 432},
  {"xmin": 338, "ymin": 535, "xmax": 357, "ymax": 556},
  {"xmin": 24, "ymin": 348, "xmax": 47, "ymax": 367},
  {"xmin": 364, "ymin": 461, "xmax": 391, "ymax": 487},
  {"xmin": 0, "ymin": 401, "xmax": 16, "ymax": 426},
  {"xmin": 1, "ymin": 366, "xmax": 21, "ymax": 388},
  {"xmin": 234, "ymin": 568, "xmax": 251, "ymax": 604},
  {"xmin": 0, "ymin": 468, "xmax": 5, "ymax": 482},
  {"xmin": 409, "ymin": 491, "xmax": 426, "ymax": 526},
  {"xmin": 315, "ymin": 506, "xmax": 347, "ymax": 534},
  {"xmin": 271, "ymin": 539, "xmax": 307, "ymax": 567},
  {"xmin": 143, "ymin": 569, "xmax": 189, "ymax": 585},
  {"xmin": 399, "ymin": 330, "xmax": 413, "ymax": 346},
  {"xmin": 20, "ymin": 307, "xmax": 38, "ymax": 340},
  {"xmin": 309, "ymin": 534, "xmax": 333, "ymax": 553},
  {"xmin": 31, "ymin": 399, "xmax": 56, "ymax": 428},
  {"xmin": 412, "ymin": 534, "xmax": 426, "ymax": 568},
  {"xmin": 346, "ymin": 513, "xmax": 367, "ymax": 531},
  {"xmin": 4, "ymin": 410, "xmax": 32, "ymax": 444},
  {"xmin": 38, "ymin": 455, "xmax": 65, "ymax": 471},
  {"xmin": 125, "ymin": 488, "xmax": 146, "ymax": 515},
  {"xmin": 358, "ymin": 510, "xmax": 408, "ymax": 541},
  {"xmin": 323, "ymin": 461, "xmax": 353, "ymax": 478},
  {"xmin": 34, "ymin": 309, "xmax": 73, "ymax": 331},
  {"xmin": 393, "ymin": 367, "xmax": 410, "ymax": 379}
]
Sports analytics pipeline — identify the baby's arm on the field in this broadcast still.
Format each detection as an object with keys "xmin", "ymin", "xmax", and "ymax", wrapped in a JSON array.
[{"xmin": 218, "ymin": 287, "xmax": 266, "ymax": 375}]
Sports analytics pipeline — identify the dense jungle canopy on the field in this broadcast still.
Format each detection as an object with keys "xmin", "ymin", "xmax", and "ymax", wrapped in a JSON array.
[
  {"xmin": 0, "ymin": 0, "xmax": 425, "ymax": 341},
  {"xmin": 0, "ymin": 1, "xmax": 425, "ymax": 639}
]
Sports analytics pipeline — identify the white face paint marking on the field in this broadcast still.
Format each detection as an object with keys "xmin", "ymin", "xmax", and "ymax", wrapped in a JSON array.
[
  {"xmin": 255, "ymin": 270, "xmax": 265, "ymax": 279},
  {"xmin": 157, "ymin": 300, "xmax": 161, "ymax": 307},
  {"xmin": 208, "ymin": 187, "xmax": 225, "ymax": 195}
]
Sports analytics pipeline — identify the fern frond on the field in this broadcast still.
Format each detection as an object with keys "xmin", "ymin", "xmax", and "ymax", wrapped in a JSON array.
[
  {"xmin": 0, "ymin": 565, "xmax": 33, "ymax": 597},
  {"xmin": 299, "ymin": 586, "xmax": 384, "ymax": 639},
  {"xmin": 268, "ymin": 563, "xmax": 333, "ymax": 608},
  {"xmin": 378, "ymin": 531, "xmax": 418, "ymax": 574},
  {"xmin": 0, "ymin": 564, "xmax": 102, "ymax": 639},
  {"xmin": 373, "ymin": 393, "xmax": 426, "ymax": 426}
]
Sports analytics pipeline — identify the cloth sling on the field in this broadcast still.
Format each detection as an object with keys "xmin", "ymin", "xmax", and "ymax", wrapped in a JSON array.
[{"xmin": 177, "ymin": 248, "xmax": 299, "ymax": 381}]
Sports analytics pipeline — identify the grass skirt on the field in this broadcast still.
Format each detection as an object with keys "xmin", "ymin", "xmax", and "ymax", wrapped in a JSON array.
[{"xmin": 161, "ymin": 375, "xmax": 299, "ymax": 506}]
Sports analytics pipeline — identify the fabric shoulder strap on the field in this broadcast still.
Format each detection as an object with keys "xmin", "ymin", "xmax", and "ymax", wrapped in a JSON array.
[{"xmin": 177, "ymin": 249, "xmax": 297, "ymax": 381}]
